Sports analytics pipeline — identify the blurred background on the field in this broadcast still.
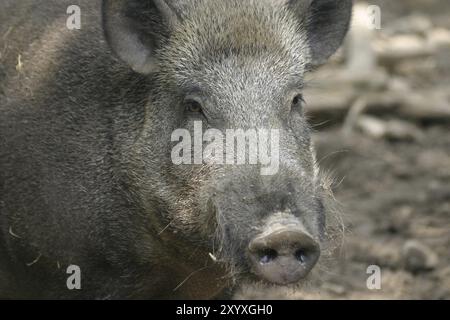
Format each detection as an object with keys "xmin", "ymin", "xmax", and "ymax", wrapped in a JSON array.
[{"xmin": 240, "ymin": 0, "xmax": 450, "ymax": 299}]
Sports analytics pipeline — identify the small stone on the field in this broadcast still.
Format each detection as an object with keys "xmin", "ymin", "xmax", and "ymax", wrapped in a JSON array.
[
  {"xmin": 427, "ymin": 28, "xmax": 450, "ymax": 72},
  {"xmin": 402, "ymin": 240, "xmax": 439, "ymax": 272},
  {"xmin": 375, "ymin": 35, "xmax": 433, "ymax": 66},
  {"xmin": 386, "ymin": 14, "xmax": 433, "ymax": 36},
  {"xmin": 323, "ymin": 283, "xmax": 347, "ymax": 296},
  {"xmin": 427, "ymin": 28, "xmax": 450, "ymax": 50},
  {"xmin": 356, "ymin": 116, "xmax": 386, "ymax": 139},
  {"xmin": 356, "ymin": 116, "xmax": 424, "ymax": 142}
]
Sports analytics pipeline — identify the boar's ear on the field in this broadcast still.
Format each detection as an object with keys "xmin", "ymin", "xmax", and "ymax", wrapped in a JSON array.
[
  {"xmin": 102, "ymin": 0, "xmax": 179, "ymax": 74},
  {"xmin": 288, "ymin": 0, "xmax": 353, "ymax": 67}
]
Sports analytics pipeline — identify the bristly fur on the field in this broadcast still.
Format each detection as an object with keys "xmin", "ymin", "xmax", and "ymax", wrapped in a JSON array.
[{"xmin": 0, "ymin": 0, "xmax": 352, "ymax": 299}]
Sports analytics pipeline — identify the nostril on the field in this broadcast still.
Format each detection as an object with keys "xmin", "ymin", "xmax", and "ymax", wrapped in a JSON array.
[
  {"xmin": 294, "ymin": 249, "xmax": 308, "ymax": 264},
  {"xmin": 258, "ymin": 249, "xmax": 278, "ymax": 264}
]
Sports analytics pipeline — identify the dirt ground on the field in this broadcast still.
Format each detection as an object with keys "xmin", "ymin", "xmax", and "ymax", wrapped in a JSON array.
[
  {"xmin": 312, "ymin": 126, "xmax": 450, "ymax": 299},
  {"xmin": 239, "ymin": 0, "xmax": 450, "ymax": 300}
]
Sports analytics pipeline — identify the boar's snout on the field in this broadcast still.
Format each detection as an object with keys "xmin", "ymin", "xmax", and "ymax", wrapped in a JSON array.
[{"xmin": 248, "ymin": 222, "xmax": 320, "ymax": 285}]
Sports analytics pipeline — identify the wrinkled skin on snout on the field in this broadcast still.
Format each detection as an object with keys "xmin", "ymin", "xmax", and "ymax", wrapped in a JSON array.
[{"xmin": 0, "ymin": 0, "xmax": 352, "ymax": 299}]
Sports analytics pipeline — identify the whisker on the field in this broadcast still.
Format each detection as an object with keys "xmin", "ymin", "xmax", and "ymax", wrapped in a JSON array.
[{"xmin": 172, "ymin": 265, "xmax": 209, "ymax": 292}]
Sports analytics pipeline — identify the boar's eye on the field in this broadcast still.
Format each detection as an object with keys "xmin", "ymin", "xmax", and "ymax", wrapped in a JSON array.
[
  {"xmin": 184, "ymin": 98, "xmax": 203, "ymax": 114},
  {"xmin": 291, "ymin": 94, "xmax": 305, "ymax": 112}
]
